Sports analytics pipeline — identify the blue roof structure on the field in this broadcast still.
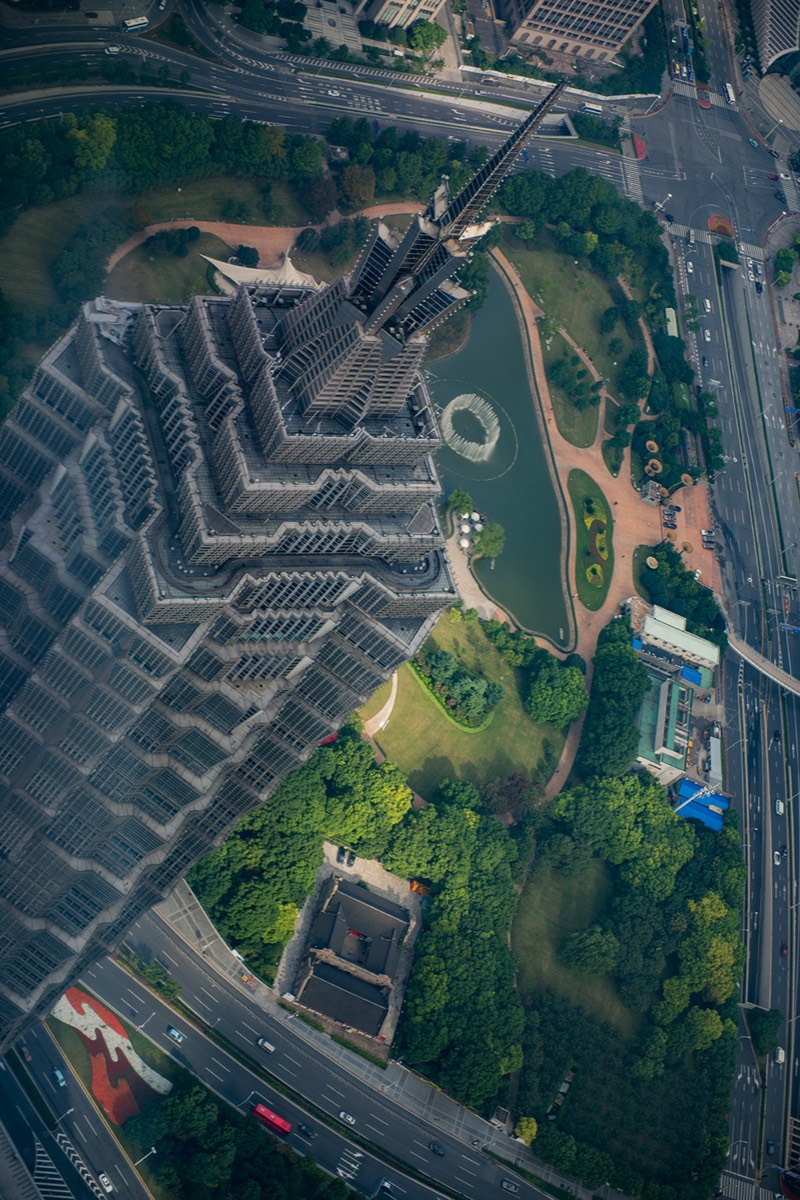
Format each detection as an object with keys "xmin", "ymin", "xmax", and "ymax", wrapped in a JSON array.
[
  {"xmin": 681, "ymin": 665, "xmax": 703, "ymax": 686},
  {"xmin": 679, "ymin": 800, "xmax": 724, "ymax": 830}
]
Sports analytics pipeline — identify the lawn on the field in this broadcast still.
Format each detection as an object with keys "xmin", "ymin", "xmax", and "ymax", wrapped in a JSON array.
[
  {"xmin": 375, "ymin": 613, "xmax": 564, "ymax": 797},
  {"xmin": 501, "ymin": 226, "xmax": 641, "ymax": 398},
  {"xmin": 541, "ymin": 330, "xmax": 599, "ymax": 448},
  {"xmin": 106, "ymin": 233, "xmax": 231, "ymax": 304},
  {"xmin": 512, "ymin": 859, "xmax": 641, "ymax": 1038},
  {"xmin": 0, "ymin": 176, "xmax": 293, "ymax": 316},
  {"xmin": 358, "ymin": 677, "xmax": 393, "ymax": 723},
  {"xmin": 567, "ymin": 469, "xmax": 614, "ymax": 611}
]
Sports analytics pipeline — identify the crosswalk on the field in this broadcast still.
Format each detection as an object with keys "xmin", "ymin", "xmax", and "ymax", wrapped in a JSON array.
[
  {"xmin": 673, "ymin": 80, "xmax": 735, "ymax": 109},
  {"xmin": 718, "ymin": 1171, "xmax": 780, "ymax": 1200},
  {"xmin": 32, "ymin": 1137, "xmax": 74, "ymax": 1200}
]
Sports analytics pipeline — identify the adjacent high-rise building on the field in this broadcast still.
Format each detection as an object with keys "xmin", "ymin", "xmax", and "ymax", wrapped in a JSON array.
[
  {"xmin": 0, "ymin": 86, "xmax": 563, "ymax": 1049},
  {"xmin": 499, "ymin": 0, "xmax": 659, "ymax": 63},
  {"xmin": 751, "ymin": 0, "xmax": 800, "ymax": 71}
]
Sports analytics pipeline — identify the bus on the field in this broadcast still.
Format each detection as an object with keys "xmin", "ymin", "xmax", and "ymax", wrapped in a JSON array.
[
  {"xmin": 580, "ymin": 103, "xmax": 603, "ymax": 116},
  {"xmin": 724, "ymin": 82, "xmax": 735, "ymax": 105},
  {"xmin": 121, "ymin": 16, "xmax": 149, "ymax": 30},
  {"xmin": 252, "ymin": 1104, "xmax": 292, "ymax": 1136}
]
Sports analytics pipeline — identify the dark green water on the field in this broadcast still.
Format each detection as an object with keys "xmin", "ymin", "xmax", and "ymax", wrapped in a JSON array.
[{"xmin": 429, "ymin": 267, "xmax": 569, "ymax": 646}]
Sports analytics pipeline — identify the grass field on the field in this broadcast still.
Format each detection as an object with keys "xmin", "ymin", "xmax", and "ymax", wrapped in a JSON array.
[
  {"xmin": 512, "ymin": 859, "xmax": 641, "ymax": 1037},
  {"xmin": 501, "ymin": 227, "xmax": 640, "ymax": 397},
  {"xmin": 541, "ymin": 330, "xmax": 599, "ymax": 448},
  {"xmin": 358, "ymin": 677, "xmax": 393, "ymax": 723},
  {"xmin": 106, "ymin": 233, "xmax": 231, "ymax": 304},
  {"xmin": 567, "ymin": 469, "xmax": 614, "ymax": 610},
  {"xmin": 375, "ymin": 613, "xmax": 564, "ymax": 797},
  {"xmin": 0, "ymin": 176, "xmax": 301, "ymax": 316}
]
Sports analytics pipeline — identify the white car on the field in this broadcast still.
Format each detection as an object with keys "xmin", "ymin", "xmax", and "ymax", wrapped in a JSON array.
[
  {"xmin": 104, "ymin": 45, "xmax": 121, "ymax": 54},
  {"xmin": 98, "ymin": 1174, "xmax": 114, "ymax": 1194},
  {"xmin": 327, "ymin": 89, "xmax": 341, "ymax": 97},
  {"xmin": 686, "ymin": 261, "xmax": 694, "ymax": 273},
  {"xmin": 338, "ymin": 1110, "xmax": 356, "ymax": 1125},
  {"xmin": 749, "ymin": 271, "xmax": 755, "ymax": 282},
  {"xmin": 774, "ymin": 851, "xmax": 782, "ymax": 866},
  {"xmin": 703, "ymin": 329, "xmax": 711, "ymax": 342}
]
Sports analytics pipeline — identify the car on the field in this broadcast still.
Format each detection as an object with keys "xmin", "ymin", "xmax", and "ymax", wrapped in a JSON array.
[
  {"xmin": 754, "ymin": 262, "xmax": 761, "ymax": 276},
  {"xmin": 703, "ymin": 329, "xmax": 711, "ymax": 342},
  {"xmin": 327, "ymin": 89, "xmax": 341, "ymax": 97},
  {"xmin": 298, "ymin": 1123, "xmax": 317, "ymax": 1139},
  {"xmin": 85, "ymin": 9, "xmax": 98, "ymax": 14},
  {"xmin": 748, "ymin": 258, "xmax": 754, "ymax": 269},
  {"xmin": 781, "ymin": 941, "xmax": 788, "ymax": 957},
  {"xmin": 671, "ymin": 505, "xmax": 682, "ymax": 512},
  {"xmin": 769, "ymin": 148, "xmax": 780, "ymax": 158},
  {"xmin": 501, "ymin": 1183, "xmax": 520, "ymax": 1195},
  {"xmin": 104, "ymin": 45, "xmax": 122, "ymax": 54},
  {"xmin": 768, "ymin": 173, "xmax": 780, "ymax": 181},
  {"xmin": 257, "ymin": 1037, "xmax": 275, "ymax": 1052},
  {"xmin": 338, "ymin": 1111, "xmax": 356, "ymax": 1125},
  {"xmin": 749, "ymin": 138, "xmax": 759, "ymax": 148},
  {"xmin": 766, "ymin": 1139, "xmax": 775, "ymax": 1155},
  {"xmin": 701, "ymin": 529, "xmax": 714, "ymax": 537},
  {"xmin": 664, "ymin": 212, "xmax": 675, "ymax": 224},
  {"xmin": 756, "ymin": 281, "xmax": 764, "ymax": 293},
  {"xmin": 336, "ymin": 845, "xmax": 346, "ymax": 865},
  {"xmin": 749, "ymin": 271, "xmax": 755, "ymax": 282},
  {"xmin": 693, "ymin": 568, "xmax": 702, "ymax": 579},
  {"xmin": 53, "ymin": 1068, "xmax": 66, "ymax": 1086},
  {"xmin": 166, "ymin": 1025, "xmax": 185, "ymax": 1044},
  {"xmin": 428, "ymin": 1142, "xmax": 446, "ymax": 1156},
  {"xmin": 663, "ymin": 522, "xmax": 677, "ymax": 530},
  {"xmin": 98, "ymin": 1174, "xmax": 114, "ymax": 1194},
  {"xmin": 702, "ymin": 355, "xmax": 709, "ymax": 368},
  {"xmin": 775, "ymin": 190, "xmax": 786, "ymax": 201},
  {"xmin": 20, "ymin": 1044, "xmax": 32, "ymax": 1062},
  {"xmin": 346, "ymin": 850, "xmax": 356, "ymax": 867},
  {"xmin": 774, "ymin": 851, "xmax": 782, "ymax": 866},
  {"xmin": 686, "ymin": 261, "xmax": 694, "ymax": 273},
  {"xmin": 781, "ymin": 844, "xmax": 788, "ymax": 858}
]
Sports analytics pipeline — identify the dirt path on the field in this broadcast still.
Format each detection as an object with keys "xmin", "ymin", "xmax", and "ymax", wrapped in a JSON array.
[{"xmin": 106, "ymin": 202, "xmax": 425, "ymax": 273}]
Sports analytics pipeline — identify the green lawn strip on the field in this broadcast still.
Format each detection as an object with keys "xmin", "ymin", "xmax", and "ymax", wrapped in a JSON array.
[
  {"xmin": 407, "ymin": 660, "xmax": 495, "ymax": 733},
  {"xmin": 672, "ymin": 381, "xmax": 691, "ymax": 411},
  {"xmin": 600, "ymin": 438, "xmax": 623, "ymax": 478},
  {"xmin": 567, "ymin": 469, "xmax": 614, "ymax": 611},
  {"xmin": 540, "ymin": 331, "xmax": 598, "ymax": 448},
  {"xmin": 512, "ymin": 861, "xmax": 641, "ymax": 1038},
  {"xmin": 358, "ymin": 677, "xmax": 393, "ymax": 723},
  {"xmin": 500, "ymin": 226, "xmax": 640, "ymax": 394},
  {"xmin": 106, "ymin": 233, "xmax": 232, "ymax": 304},
  {"xmin": 376, "ymin": 615, "xmax": 563, "ymax": 797}
]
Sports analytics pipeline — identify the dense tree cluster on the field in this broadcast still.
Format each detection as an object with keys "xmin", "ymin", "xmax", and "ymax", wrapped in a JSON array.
[
  {"xmin": 499, "ymin": 166, "xmax": 674, "ymax": 324},
  {"xmin": 641, "ymin": 541, "xmax": 727, "ymax": 650},
  {"xmin": 187, "ymin": 726, "xmax": 412, "ymax": 980},
  {"xmin": 126, "ymin": 1082, "xmax": 349, "ymax": 1200},
  {"xmin": 479, "ymin": 620, "xmax": 587, "ymax": 730},
  {"xmin": 144, "ymin": 226, "xmax": 202, "ymax": 260},
  {"xmin": 748, "ymin": 1007, "xmax": 783, "ymax": 1056},
  {"xmin": 574, "ymin": 616, "xmax": 650, "ymax": 778},
  {"xmin": 386, "ymin": 781, "xmax": 524, "ymax": 1107},
  {"xmin": 412, "ymin": 644, "xmax": 504, "ymax": 726}
]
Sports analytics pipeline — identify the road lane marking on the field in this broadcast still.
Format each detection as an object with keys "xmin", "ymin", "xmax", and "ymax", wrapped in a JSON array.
[{"xmin": 211, "ymin": 1058, "xmax": 231, "ymax": 1072}]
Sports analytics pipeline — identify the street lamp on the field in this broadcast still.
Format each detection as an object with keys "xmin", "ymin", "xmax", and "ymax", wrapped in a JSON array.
[
  {"xmin": 54, "ymin": 1108, "xmax": 74, "ymax": 1127},
  {"xmin": 134, "ymin": 1146, "xmax": 157, "ymax": 1166},
  {"xmin": 766, "ymin": 118, "xmax": 783, "ymax": 141}
]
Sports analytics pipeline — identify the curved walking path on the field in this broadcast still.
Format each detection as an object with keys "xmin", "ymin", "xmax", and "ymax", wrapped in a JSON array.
[
  {"xmin": 362, "ymin": 671, "xmax": 398, "ymax": 736},
  {"xmin": 106, "ymin": 202, "xmax": 425, "ymax": 274}
]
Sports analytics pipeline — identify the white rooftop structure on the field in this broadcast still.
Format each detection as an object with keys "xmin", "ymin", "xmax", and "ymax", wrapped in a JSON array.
[
  {"xmin": 641, "ymin": 605, "xmax": 720, "ymax": 670},
  {"xmin": 202, "ymin": 254, "xmax": 320, "ymax": 292}
]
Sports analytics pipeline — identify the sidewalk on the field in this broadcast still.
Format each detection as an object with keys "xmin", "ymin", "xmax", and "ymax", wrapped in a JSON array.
[{"xmin": 153, "ymin": 879, "xmax": 621, "ymax": 1200}]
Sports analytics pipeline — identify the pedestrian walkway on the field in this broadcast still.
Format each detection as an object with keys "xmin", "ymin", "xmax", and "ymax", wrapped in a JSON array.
[
  {"xmin": 669, "ymin": 223, "xmax": 713, "ymax": 243},
  {"xmin": 726, "ymin": 626, "xmax": 800, "ymax": 698},
  {"xmin": 673, "ymin": 80, "xmax": 733, "ymax": 109}
]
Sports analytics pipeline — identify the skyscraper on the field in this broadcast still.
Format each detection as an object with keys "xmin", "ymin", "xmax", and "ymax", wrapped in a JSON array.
[
  {"xmin": 751, "ymin": 0, "xmax": 800, "ymax": 71},
  {"xmin": 0, "ymin": 86, "xmax": 562, "ymax": 1049}
]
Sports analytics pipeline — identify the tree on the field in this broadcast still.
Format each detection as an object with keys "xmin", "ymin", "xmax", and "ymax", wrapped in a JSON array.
[
  {"xmin": 447, "ymin": 486, "xmax": 473, "ymax": 514},
  {"xmin": 303, "ymin": 173, "xmax": 337, "ymax": 222},
  {"xmin": 599, "ymin": 306, "xmax": 618, "ymax": 334},
  {"xmin": 559, "ymin": 925, "xmax": 620, "ymax": 974},
  {"xmin": 338, "ymin": 163, "xmax": 376, "ymax": 208},
  {"xmin": 747, "ymin": 1007, "xmax": 783, "ymax": 1056},
  {"xmin": 526, "ymin": 656, "xmax": 588, "ymax": 726},
  {"xmin": 472, "ymin": 520, "xmax": 505, "ymax": 560},
  {"xmin": 236, "ymin": 244, "xmax": 259, "ymax": 268},
  {"xmin": 407, "ymin": 19, "xmax": 447, "ymax": 54},
  {"xmin": 296, "ymin": 226, "xmax": 320, "ymax": 252},
  {"xmin": 515, "ymin": 1116, "xmax": 538, "ymax": 1144}
]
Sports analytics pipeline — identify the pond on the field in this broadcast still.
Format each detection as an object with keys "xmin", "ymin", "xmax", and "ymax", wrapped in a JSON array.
[{"xmin": 428, "ymin": 266, "xmax": 570, "ymax": 646}]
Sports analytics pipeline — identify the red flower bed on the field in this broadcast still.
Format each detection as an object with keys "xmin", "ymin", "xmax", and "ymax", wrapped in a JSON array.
[{"xmin": 632, "ymin": 134, "xmax": 647, "ymax": 161}]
